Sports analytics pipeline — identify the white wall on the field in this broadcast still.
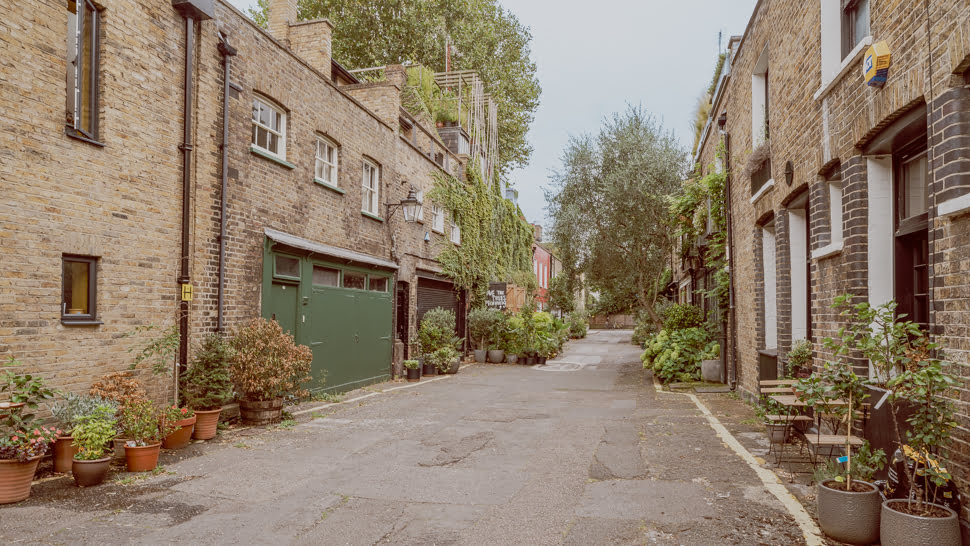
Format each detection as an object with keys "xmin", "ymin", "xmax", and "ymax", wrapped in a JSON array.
[
  {"xmin": 763, "ymin": 224, "xmax": 777, "ymax": 350},
  {"xmin": 866, "ymin": 156, "xmax": 894, "ymax": 307},
  {"xmin": 789, "ymin": 209, "xmax": 808, "ymax": 342}
]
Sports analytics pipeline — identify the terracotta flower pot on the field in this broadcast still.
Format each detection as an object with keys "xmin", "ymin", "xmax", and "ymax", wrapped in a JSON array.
[
  {"xmin": 192, "ymin": 408, "xmax": 222, "ymax": 440},
  {"xmin": 53, "ymin": 436, "xmax": 79, "ymax": 474},
  {"xmin": 124, "ymin": 443, "xmax": 161, "ymax": 472},
  {"xmin": 406, "ymin": 367, "xmax": 421, "ymax": 382},
  {"xmin": 0, "ymin": 456, "xmax": 41, "ymax": 504},
  {"xmin": 240, "ymin": 399, "xmax": 283, "ymax": 426},
  {"xmin": 162, "ymin": 415, "xmax": 197, "ymax": 449},
  {"xmin": 72, "ymin": 457, "xmax": 111, "ymax": 487}
]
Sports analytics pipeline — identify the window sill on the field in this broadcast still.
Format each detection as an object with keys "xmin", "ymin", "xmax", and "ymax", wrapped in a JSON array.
[
  {"xmin": 814, "ymin": 36, "xmax": 872, "ymax": 101},
  {"xmin": 250, "ymin": 145, "xmax": 296, "ymax": 169},
  {"xmin": 749, "ymin": 178, "xmax": 775, "ymax": 205},
  {"xmin": 938, "ymin": 193, "xmax": 970, "ymax": 218},
  {"xmin": 432, "ymin": 229, "xmax": 444, "ymax": 235},
  {"xmin": 313, "ymin": 178, "xmax": 345, "ymax": 194},
  {"xmin": 65, "ymin": 126, "xmax": 105, "ymax": 147},
  {"xmin": 361, "ymin": 211, "xmax": 385, "ymax": 223},
  {"xmin": 61, "ymin": 319, "xmax": 103, "ymax": 326},
  {"xmin": 811, "ymin": 240, "xmax": 844, "ymax": 260}
]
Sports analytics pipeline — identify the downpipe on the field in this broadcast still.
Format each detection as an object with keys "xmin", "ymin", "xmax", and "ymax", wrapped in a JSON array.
[
  {"xmin": 177, "ymin": 15, "xmax": 195, "ymax": 375},
  {"xmin": 722, "ymin": 130, "xmax": 738, "ymax": 391}
]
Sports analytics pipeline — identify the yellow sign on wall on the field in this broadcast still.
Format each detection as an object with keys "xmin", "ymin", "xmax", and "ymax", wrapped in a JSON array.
[
  {"xmin": 864, "ymin": 41, "xmax": 891, "ymax": 87},
  {"xmin": 181, "ymin": 283, "xmax": 193, "ymax": 302}
]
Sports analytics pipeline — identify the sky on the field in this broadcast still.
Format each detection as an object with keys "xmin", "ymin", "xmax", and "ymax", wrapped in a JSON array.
[{"xmin": 226, "ymin": 0, "xmax": 758, "ymax": 228}]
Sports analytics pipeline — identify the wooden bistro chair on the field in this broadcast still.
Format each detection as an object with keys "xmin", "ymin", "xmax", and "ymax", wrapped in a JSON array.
[{"xmin": 803, "ymin": 401, "xmax": 869, "ymax": 468}]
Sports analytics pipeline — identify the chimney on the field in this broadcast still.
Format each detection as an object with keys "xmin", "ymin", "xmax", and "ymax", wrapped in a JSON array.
[
  {"xmin": 289, "ymin": 19, "xmax": 333, "ymax": 79},
  {"xmin": 268, "ymin": 0, "xmax": 297, "ymax": 45},
  {"xmin": 533, "ymin": 224, "xmax": 542, "ymax": 242},
  {"xmin": 384, "ymin": 64, "xmax": 407, "ymax": 89}
]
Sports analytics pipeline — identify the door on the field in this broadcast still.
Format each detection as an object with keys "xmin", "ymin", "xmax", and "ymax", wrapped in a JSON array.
[{"xmin": 396, "ymin": 281, "xmax": 410, "ymax": 358}]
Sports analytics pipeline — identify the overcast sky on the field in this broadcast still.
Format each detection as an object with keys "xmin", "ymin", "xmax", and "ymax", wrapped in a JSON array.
[{"xmin": 226, "ymin": 0, "xmax": 757, "ymax": 228}]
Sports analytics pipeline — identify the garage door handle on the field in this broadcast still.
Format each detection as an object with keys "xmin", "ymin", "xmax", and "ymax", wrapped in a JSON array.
[{"xmin": 355, "ymin": 334, "xmax": 359, "ymax": 343}]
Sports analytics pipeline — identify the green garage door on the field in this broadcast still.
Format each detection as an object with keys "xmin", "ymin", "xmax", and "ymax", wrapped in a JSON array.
[{"xmin": 262, "ymin": 247, "xmax": 393, "ymax": 395}]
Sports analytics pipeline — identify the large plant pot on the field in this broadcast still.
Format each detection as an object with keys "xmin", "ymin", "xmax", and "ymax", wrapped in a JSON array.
[
  {"xmin": 537, "ymin": 356, "xmax": 547, "ymax": 365},
  {"xmin": 162, "ymin": 415, "xmax": 197, "ymax": 449},
  {"xmin": 0, "ymin": 456, "xmax": 41, "ymax": 504},
  {"xmin": 817, "ymin": 479, "xmax": 881, "ymax": 544},
  {"xmin": 487, "ymin": 350, "xmax": 505, "ymax": 363},
  {"xmin": 406, "ymin": 367, "xmax": 421, "ymax": 382},
  {"xmin": 53, "ymin": 436, "xmax": 79, "ymax": 474},
  {"xmin": 240, "ymin": 399, "xmax": 283, "ymax": 425},
  {"xmin": 124, "ymin": 443, "xmax": 161, "ymax": 472},
  {"xmin": 507, "ymin": 354, "xmax": 519, "ymax": 364},
  {"xmin": 864, "ymin": 386, "xmax": 916, "ymax": 480},
  {"xmin": 445, "ymin": 358, "xmax": 461, "ymax": 374},
  {"xmin": 765, "ymin": 423, "xmax": 788, "ymax": 444},
  {"xmin": 524, "ymin": 355, "xmax": 536, "ymax": 365},
  {"xmin": 880, "ymin": 499, "xmax": 960, "ymax": 546},
  {"xmin": 473, "ymin": 349, "xmax": 487, "ymax": 363},
  {"xmin": 422, "ymin": 363, "xmax": 438, "ymax": 377},
  {"xmin": 72, "ymin": 457, "xmax": 111, "ymax": 487},
  {"xmin": 192, "ymin": 408, "xmax": 222, "ymax": 440}
]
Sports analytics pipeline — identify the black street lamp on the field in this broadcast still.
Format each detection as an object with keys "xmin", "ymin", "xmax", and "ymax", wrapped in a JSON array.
[{"xmin": 386, "ymin": 185, "xmax": 422, "ymax": 223}]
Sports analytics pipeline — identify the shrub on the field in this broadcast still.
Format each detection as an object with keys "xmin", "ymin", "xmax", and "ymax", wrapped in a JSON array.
[
  {"xmin": 89, "ymin": 371, "xmax": 148, "ymax": 409},
  {"xmin": 51, "ymin": 392, "xmax": 119, "ymax": 431},
  {"xmin": 182, "ymin": 333, "xmax": 235, "ymax": 410},
  {"xmin": 229, "ymin": 318, "xmax": 313, "ymax": 402},
  {"xmin": 1, "ymin": 358, "xmax": 58, "ymax": 430},
  {"xmin": 428, "ymin": 346, "xmax": 460, "ymax": 372},
  {"xmin": 566, "ymin": 312, "xmax": 588, "ymax": 339},
  {"xmin": 467, "ymin": 308, "xmax": 505, "ymax": 350},
  {"xmin": 418, "ymin": 308, "xmax": 460, "ymax": 354},
  {"xmin": 71, "ymin": 403, "xmax": 118, "ymax": 460},
  {"xmin": 661, "ymin": 304, "xmax": 705, "ymax": 331},
  {"xmin": 120, "ymin": 400, "xmax": 166, "ymax": 446},
  {"xmin": 403, "ymin": 359, "xmax": 420, "ymax": 370},
  {"xmin": 641, "ymin": 327, "xmax": 718, "ymax": 383},
  {"xmin": 785, "ymin": 339, "xmax": 812, "ymax": 377}
]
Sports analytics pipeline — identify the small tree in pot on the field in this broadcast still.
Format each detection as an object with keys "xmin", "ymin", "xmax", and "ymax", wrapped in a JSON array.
[
  {"xmin": 70, "ymin": 402, "xmax": 118, "ymax": 487},
  {"xmin": 418, "ymin": 309, "xmax": 459, "ymax": 376},
  {"xmin": 230, "ymin": 318, "xmax": 313, "ymax": 426},
  {"xmin": 467, "ymin": 308, "xmax": 493, "ymax": 363},
  {"xmin": 182, "ymin": 333, "xmax": 235, "ymax": 440},
  {"xmin": 50, "ymin": 392, "xmax": 118, "ymax": 473},
  {"xmin": 119, "ymin": 400, "xmax": 171, "ymax": 472},
  {"xmin": 486, "ymin": 311, "xmax": 507, "ymax": 363},
  {"xmin": 814, "ymin": 441, "xmax": 886, "ymax": 545}
]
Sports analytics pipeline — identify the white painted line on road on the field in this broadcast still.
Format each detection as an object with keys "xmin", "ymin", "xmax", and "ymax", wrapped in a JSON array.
[
  {"xmin": 291, "ymin": 364, "xmax": 479, "ymax": 417},
  {"xmin": 652, "ymin": 377, "xmax": 824, "ymax": 546}
]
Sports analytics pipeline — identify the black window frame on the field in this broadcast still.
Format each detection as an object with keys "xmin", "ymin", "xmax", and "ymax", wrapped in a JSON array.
[
  {"xmin": 66, "ymin": 0, "xmax": 102, "ymax": 144},
  {"xmin": 61, "ymin": 255, "xmax": 99, "ymax": 325},
  {"xmin": 841, "ymin": 0, "xmax": 869, "ymax": 59},
  {"xmin": 893, "ymin": 135, "xmax": 930, "ymax": 330}
]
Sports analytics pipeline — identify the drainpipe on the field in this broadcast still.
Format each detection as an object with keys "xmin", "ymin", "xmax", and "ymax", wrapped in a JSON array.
[
  {"xmin": 217, "ymin": 33, "xmax": 237, "ymax": 332},
  {"xmin": 722, "ymin": 129, "xmax": 738, "ymax": 391}
]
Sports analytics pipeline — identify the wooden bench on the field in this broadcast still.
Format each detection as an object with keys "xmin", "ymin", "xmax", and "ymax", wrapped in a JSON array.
[
  {"xmin": 761, "ymin": 387, "xmax": 795, "ymax": 394},
  {"xmin": 760, "ymin": 379, "xmax": 797, "ymax": 387},
  {"xmin": 805, "ymin": 434, "xmax": 865, "ymax": 464},
  {"xmin": 765, "ymin": 414, "xmax": 812, "ymax": 424}
]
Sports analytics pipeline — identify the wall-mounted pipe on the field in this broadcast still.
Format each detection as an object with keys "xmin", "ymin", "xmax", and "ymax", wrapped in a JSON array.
[
  {"xmin": 177, "ymin": 15, "xmax": 196, "ymax": 374},
  {"xmin": 723, "ymin": 130, "xmax": 738, "ymax": 391},
  {"xmin": 217, "ymin": 33, "xmax": 237, "ymax": 332}
]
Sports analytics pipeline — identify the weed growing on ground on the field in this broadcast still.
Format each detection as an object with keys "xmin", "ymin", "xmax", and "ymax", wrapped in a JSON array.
[
  {"xmin": 232, "ymin": 442, "xmax": 250, "ymax": 449},
  {"xmin": 312, "ymin": 392, "xmax": 343, "ymax": 403},
  {"xmin": 115, "ymin": 466, "xmax": 171, "ymax": 485},
  {"xmin": 739, "ymin": 417, "xmax": 761, "ymax": 426},
  {"xmin": 277, "ymin": 419, "xmax": 296, "ymax": 430},
  {"xmin": 311, "ymin": 412, "xmax": 326, "ymax": 419}
]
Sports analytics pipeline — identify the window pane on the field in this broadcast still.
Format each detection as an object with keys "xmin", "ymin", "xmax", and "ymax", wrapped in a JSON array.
[
  {"xmin": 343, "ymin": 272, "xmax": 365, "ymax": 290},
  {"xmin": 252, "ymin": 101, "xmax": 259, "ymax": 122},
  {"xmin": 268, "ymin": 132, "xmax": 278, "ymax": 154},
  {"xmin": 902, "ymin": 155, "xmax": 927, "ymax": 219},
  {"xmin": 252, "ymin": 123, "xmax": 258, "ymax": 146},
  {"xmin": 275, "ymin": 255, "xmax": 300, "ymax": 278},
  {"xmin": 79, "ymin": 3, "xmax": 95, "ymax": 134},
  {"xmin": 368, "ymin": 277, "xmax": 387, "ymax": 292},
  {"xmin": 854, "ymin": 0, "xmax": 869, "ymax": 43},
  {"xmin": 273, "ymin": 111, "xmax": 282, "ymax": 132},
  {"xmin": 312, "ymin": 266, "xmax": 339, "ymax": 286},
  {"xmin": 63, "ymin": 259, "xmax": 90, "ymax": 315},
  {"xmin": 324, "ymin": 165, "xmax": 333, "ymax": 182},
  {"xmin": 259, "ymin": 102, "xmax": 270, "ymax": 127}
]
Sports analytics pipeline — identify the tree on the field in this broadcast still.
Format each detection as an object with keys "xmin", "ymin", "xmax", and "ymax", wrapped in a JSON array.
[
  {"xmin": 249, "ymin": 0, "xmax": 541, "ymax": 178},
  {"xmin": 547, "ymin": 273, "xmax": 575, "ymax": 314},
  {"xmin": 547, "ymin": 106, "xmax": 686, "ymax": 327}
]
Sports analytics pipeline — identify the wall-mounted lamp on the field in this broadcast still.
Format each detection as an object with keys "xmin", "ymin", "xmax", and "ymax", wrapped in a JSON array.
[
  {"xmin": 784, "ymin": 161, "xmax": 794, "ymax": 186},
  {"xmin": 424, "ymin": 232, "xmax": 430, "ymax": 242},
  {"xmin": 385, "ymin": 184, "xmax": 422, "ymax": 223}
]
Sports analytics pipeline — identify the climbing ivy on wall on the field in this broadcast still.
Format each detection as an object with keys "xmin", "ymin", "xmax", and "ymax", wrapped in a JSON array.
[{"xmin": 428, "ymin": 162, "xmax": 534, "ymax": 306}]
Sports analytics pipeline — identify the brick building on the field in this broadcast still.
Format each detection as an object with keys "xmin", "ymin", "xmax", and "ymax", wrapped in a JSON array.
[
  {"xmin": 693, "ymin": 0, "xmax": 970, "ymax": 520},
  {"xmin": 1, "ymin": 0, "xmax": 503, "ymax": 399}
]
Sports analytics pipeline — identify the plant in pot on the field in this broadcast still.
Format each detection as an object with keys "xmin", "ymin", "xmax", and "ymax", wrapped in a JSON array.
[
  {"xmin": 486, "ymin": 311, "xmax": 507, "ymax": 363},
  {"xmin": 429, "ymin": 346, "xmax": 461, "ymax": 376},
  {"xmin": 70, "ymin": 403, "xmax": 118, "ymax": 487},
  {"xmin": 0, "ymin": 358, "xmax": 59, "ymax": 504},
  {"xmin": 814, "ymin": 441, "xmax": 886, "ymax": 545},
  {"xmin": 467, "ymin": 308, "xmax": 493, "ymax": 363},
  {"xmin": 230, "ymin": 318, "xmax": 313, "ymax": 426},
  {"xmin": 120, "ymin": 400, "xmax": 170, "ymax": 472},
  {"xmin": 50, "ymin": 393, "xmax": 119, "ymax": 474},
  {"xmin": 418, "ymin": 308, "xmax": 459, "ymax": 376},
  {"xmin": 89, "ymin": 371, "xmax": 149, "ymax": 459},
  {"xmin": 785, "ymin": 338, "xmax": 812, "ymax": 378},
  {"xmin": 517, "ymin": 307, "xmax": 538, "ymax": 364},
  {"xmin": 182, "ymin": 333, "xmax": 234, "ymax": 440},
  {"xmin": 403, "ymin": 360, "xmax": 421, "ymax": 382},
  {"xmin": 160, "ymin": 405, "xmax": 196, "ymax": 450}
]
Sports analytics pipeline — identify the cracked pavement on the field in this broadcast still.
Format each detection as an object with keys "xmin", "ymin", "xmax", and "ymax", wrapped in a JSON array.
[{"xmin": 0, "ymin": 330, "xmax": 806, "ymax": 545}]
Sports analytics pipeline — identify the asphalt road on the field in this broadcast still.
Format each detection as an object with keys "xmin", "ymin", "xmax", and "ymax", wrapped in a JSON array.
[{"xmin": 0, "ymin": 330, "xmax": 806, "ymax": 545}]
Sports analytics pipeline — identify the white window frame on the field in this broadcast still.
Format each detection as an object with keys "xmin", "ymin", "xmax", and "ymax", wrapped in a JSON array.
[
  {"xmin": 361, "ymin": 159, "xmax": 380, "ymax": 216},
  {"xmin": 431, "ymin": 205, "xmax": 444, "ymax": 233},
  {"xmin": 314, "ymin": 136, "xmax": 338, "ymax": 186},
  {"xmin": 818, "ymin": 0, "xmax": 872, "ymax": 96},
  {"xmin": 450, "ymin": 219, "xmax": 461, "ymax": 245},
  {"xmin": 751, "ymin": 46, "xmax": 769, "ymax": 148},
  {"xmin": 762, "ymin": 223, "xmax": 778, "ymax": 351},
  {"xmin": 252, "ymin": 96, "xmax": 286, "ymax": 159}
]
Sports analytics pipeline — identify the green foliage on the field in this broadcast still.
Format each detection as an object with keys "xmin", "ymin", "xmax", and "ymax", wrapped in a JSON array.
[
  {"xmin": 640, "ymin": 328, "xmax": 718, "ymax": 384},
  {"xmin": 418, "ymin": 308, "xmax": 460, "ymax": 354},
  {"xmin": 182, "ymin": 333, "xmax": 235, "ymax": 410},
  {"xmin": 467, "ymin": 308, "xmax": 505, "ymax": 350},
  {"xmin": 785, "ymin": 339, "xmax": 812, "ymax": 377},
  {"xmin": 548, "ymin": 106, "xmax": 686, "ymax": 321},
  {"xmin": 403, "ymin": 359, "xmax": 420, "ymax": 370},
  {"xmin": 429, "ymin": 162, "xmax": 534, "ymax": 305},
  {"xmin": 547, "ymin": 273, "xmax": 576, "ymax": 314},
  {"xmin": 71, "ymin": 404, "xmax": 118, "ymax": 460},
  {"xmin": 814, "ymin": 442, "xmax": 886, "ymax": 485},
  {"xmin": 566, "ymin": 312, "xmax": 588, "ymax": 339},
  {"xmin": 120, "ymin": 400, "xmax": 164, "ymax": 446},
  {"xmin": 428, "ymin": 346, "xmax": 460, "ymax": 373},
  {"xmin": 259, "ymin": 0, "xmax": 542, "ymax": 176},
  {"xmin": 661, "ymin": 304, "xmax": 705, "ymax": 331},
  {"xmin": 0, "ymin": 357, "xmax": 58, "ymax": 431},
  {"xmin": 126, "ymin": 323, "xmax": 180, "ymax": 377},
  {"xmin": 51, "ymin": 392, "xmax": 120, "ymax": 431}
]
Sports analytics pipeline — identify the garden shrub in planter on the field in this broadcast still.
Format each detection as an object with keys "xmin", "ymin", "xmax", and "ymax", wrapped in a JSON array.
[
  {"xmin": 785, "ymin": 338, "xmax": 812, "ymax": 378},
  {"xmin": 161, "ymin": 405, "xmax": 196, "ymax": 449},
  {"xmin": 50, "ymin": 392, "xmax": 119, "ymax": 473},
  {"xmin": 0, "ymin": 358, "xmax": 59, "ymax": 504},
  {"xmin": 418, "ymin": 309, "xmax": 461, "ymax": 373},
  {"xmin": 814, "ymin": 442, "xmax": 885, "ymax": 545},
  {"xmin": 70, "ymin": 403, "xmax": 118, "ymax": 487},
  {"xmin": 467, "ymin": 308, "xmax": 500, "ymax": 362},
  {"xmin": 230, "ymin": 318, "xmax": 313, "ymax": 425},
  {"xmin": 404, "ymin": 360, "xmax": 421, "ymax": 382},
  {"xmin": 120, "ymin": 400, "xmax": 171, "ymax": 472},
  {"xmin": 182, "ymin": 333, "xmax": 235, "ymax": 440},
  {"xmin": 641, "ymin": 327, "xmax": 718, "ymax": 383}
]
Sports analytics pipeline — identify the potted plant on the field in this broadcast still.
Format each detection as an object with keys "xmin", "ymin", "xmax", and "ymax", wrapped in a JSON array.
[
  {"xmin": 815, "ymin": 441, "xmax": 886, "ymax": 545},
  {"xmin": 230, "ymin": 318, "xmax": 313, "ymax": 425},
  {"xmin": 89, "ymin": 371, "xmax": 149, "ymax": 459},
  {"xmin": 467, "ymin": 308, "xmax": 492, "ymax": 363},
  {"xmin": 418, "ymin": 309, "xmax": 459, "ymax": 376},
  {"xmin": 786, "ymin": 339, "xmax": 812, "ymax": 378},
  {"xmin": 429, "ymin": 346, "xmax": 460, "ymax": 375},
  {"xmin": 50, "ymin": 392, "xmax": 118, "ymax": 473},
  {"xmin": 182, "ymin": 333, "xmax": 234, "ymax": 440},
  {"xmin": 0, "ymin": 358, "xmax": 59, "ymax": 504},
  {"xmin": 120, "ymin": 400, "xmax": 170, "ymax": 472},
  {"xmin": 404, "ymin": 360, "xmax": 421, "ymax": 382},
  {"xmin": 70, "ymin": 402, "xmax": 118, "ymax": 487},
  {"xmin": 161, "ymin": 405, "xmax": 196, "ymax": 449}
]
